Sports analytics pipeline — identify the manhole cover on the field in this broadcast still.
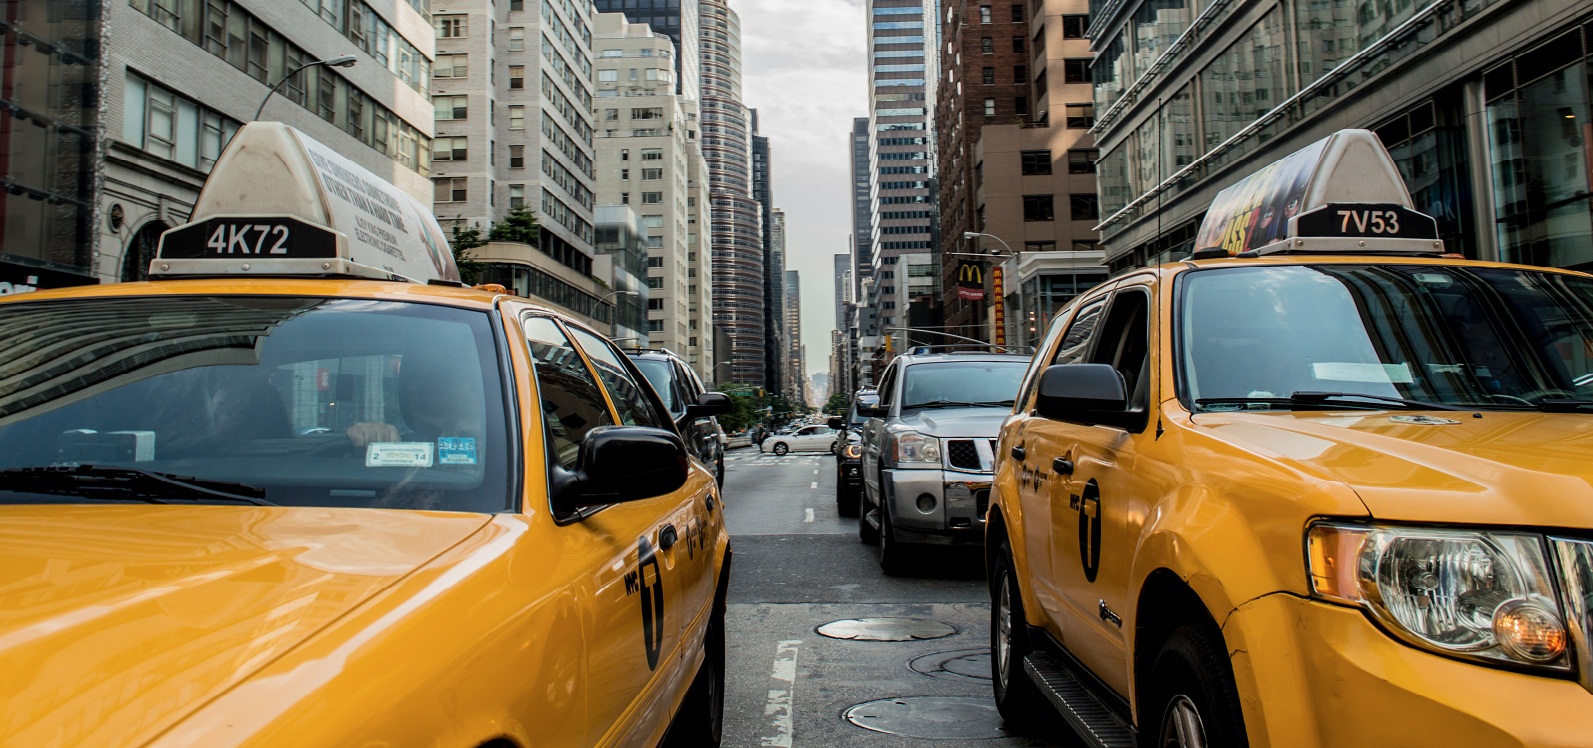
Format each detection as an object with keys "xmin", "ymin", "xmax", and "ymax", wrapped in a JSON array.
[
  {"xmin": 844, "ymin": 696, "xmax": 1008, "ymax": 739},
  {"xmin": 816, "ymin": 618, "xmax": 957, "ymax": 641},
  {"xmin": 909, "ymin": 648, "xmax": 991, "ymax": 683}
]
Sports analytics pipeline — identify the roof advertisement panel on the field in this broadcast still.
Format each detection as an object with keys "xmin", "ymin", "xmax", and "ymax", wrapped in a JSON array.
[{"xmin": 1195, "ymin": 138, "xmax": 1327, "ymax": 255}]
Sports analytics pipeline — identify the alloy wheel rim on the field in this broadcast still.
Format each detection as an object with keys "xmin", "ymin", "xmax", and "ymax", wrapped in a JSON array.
[
  {"xmin": 1159, "ymin": 695, "xmax": 1208, "ymax": 748},
  {"xmin": 996, "ymin": 574, "xmax": 1013, "ymax": 689}
]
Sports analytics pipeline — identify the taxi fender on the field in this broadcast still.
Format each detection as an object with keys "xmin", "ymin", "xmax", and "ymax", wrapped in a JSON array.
[
  {"xmin": 987, "ymin": 457, "xmax": 1043, "ymax": 624},
  {"xmin": 1128, "ymin": 481, "xmax": 1307, "ymax": 748}
]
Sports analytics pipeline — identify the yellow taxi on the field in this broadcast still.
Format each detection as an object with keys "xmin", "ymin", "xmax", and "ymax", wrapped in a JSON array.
[
  {"xmin": 988, "ymin": 130, "xmax": 1593, "ymax": 747},
  {"xmin": 0, "ymin": 123, "xmax": 731, "ymax": 747}
]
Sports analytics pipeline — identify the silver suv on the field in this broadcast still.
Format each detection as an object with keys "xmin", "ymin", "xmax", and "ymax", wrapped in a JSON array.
[{"xmin": 857, "ymin": 352, "xmax": 1030, "ymax": 574}]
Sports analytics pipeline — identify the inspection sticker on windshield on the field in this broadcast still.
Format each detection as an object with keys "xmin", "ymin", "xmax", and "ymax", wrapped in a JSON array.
[
  {"xmin": 1312, "ymin": 362, "xmax": 1414, "ymax": 384},
  {"xmin": 437, "ymin": 437, "xmax": 478, "ymax": 465},
  {"xmin": 366, "ymin": 442, "xmax": 434, "ymax": 468}
]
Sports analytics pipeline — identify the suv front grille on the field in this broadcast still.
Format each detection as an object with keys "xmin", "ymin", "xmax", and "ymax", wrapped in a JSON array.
[{"xmin": 946, "ymin": 440, "xmax": 981, "ymax": 470}]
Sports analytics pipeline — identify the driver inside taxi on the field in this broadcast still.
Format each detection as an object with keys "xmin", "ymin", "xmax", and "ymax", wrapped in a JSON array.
[{"xmin": 347, "ymin": 352, "xmax": 484, "ymax": 450}]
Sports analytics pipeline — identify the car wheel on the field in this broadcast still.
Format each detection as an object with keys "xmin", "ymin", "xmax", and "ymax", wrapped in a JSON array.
[
  {"xmin": 662, "ymin": 611, "xmax": 725, "ymax": 747},
  {"xmin": 836, "ymin": 480, "xmax": 860, "ymax": 518},
  {"xmin": 1143, "ymin": 624, "xmax": 1248, "ymax": 748},
  {"xmin": 715, "ymin": 452, "xmax": 725, "ymax": 487},
  {"xmin": 829, "ymin": 441, "xmax": 838, "ymax": 454},
  {"xmin": 877, "ymin": 503, "xmax": 911, "ymax": 575},
  {"xmin": 772, "ymin": 442, "xmax": 789, "ymax": 456},
  {"xmin": 991, "ymin": 541, "xmax": 1047, "ymax": 728}
]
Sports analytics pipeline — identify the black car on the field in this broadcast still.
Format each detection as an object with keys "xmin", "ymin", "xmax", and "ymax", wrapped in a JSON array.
[
  {"xmin": 628, "ymin": 348, "xmax": 731, "ymax": 485},
  {"xmin": 828, "ymin": 393, "xmax": 871, "ymax": 517}
]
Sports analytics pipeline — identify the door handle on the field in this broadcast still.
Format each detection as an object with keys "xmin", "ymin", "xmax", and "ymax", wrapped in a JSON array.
[
  {"xmin": 1052, "ymin": 457, "xmax": 1074, "ymax": 476},
  {"xmin": 659, "ymin": 523, "xmax": 678, "ymax": 551},
  {"xmin": 1010, "ymin": 446, "xmax": 1026, "ymax": 460}
]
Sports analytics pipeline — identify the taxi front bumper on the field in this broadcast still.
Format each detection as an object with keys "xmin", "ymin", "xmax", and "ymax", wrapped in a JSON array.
[
  {"xmin": 880, "ymin": 467, "xmax": 990, "ymax": 543},
  {"xmin": 1225, "ymin": 593, "xmax": 1593, "ymax": 748}
]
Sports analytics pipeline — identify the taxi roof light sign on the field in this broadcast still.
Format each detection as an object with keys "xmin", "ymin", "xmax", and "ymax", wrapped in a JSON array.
[
  {"xmin": 1193, "ymin": 129, "xmax": 1443, "ymax": 258},
  {"xmin": 153, "ymin": 122, "xmax": 460, "ymax": 284}
]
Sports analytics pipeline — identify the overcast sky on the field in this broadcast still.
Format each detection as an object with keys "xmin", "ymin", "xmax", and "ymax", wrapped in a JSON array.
[{"xmin": 737, "ymin": 0, "xmax": 868, "ymax": 396}]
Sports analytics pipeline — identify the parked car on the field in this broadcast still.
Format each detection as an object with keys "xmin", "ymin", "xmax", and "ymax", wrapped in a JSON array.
[
  {"xmin": 760, "ymin": 424, "xmax": 838, "ymax": 455},
  {"xmin": 629, "ymin": 348, "xmax": 732, "ymax": 485},
  {"xmin": 858, "ymin": 351, "xmax": 1030, "ymax": 574},
  {"xmin": 828, "ymin": 393, "xmax": 872, "ymax": 517}
]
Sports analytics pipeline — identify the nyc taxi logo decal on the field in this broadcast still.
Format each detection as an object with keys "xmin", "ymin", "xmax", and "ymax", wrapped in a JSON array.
[
  {"xmin": 624, "ymin": 536, "xmax": 665, "ymax": 671},
  {"xmin": 1070, "ymin": 480, "xmax": 1103, "ymax": 583}
]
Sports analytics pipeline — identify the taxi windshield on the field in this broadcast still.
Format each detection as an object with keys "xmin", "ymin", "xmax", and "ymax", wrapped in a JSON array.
[
  {"xmin": 0, "ymin": 296, "xmax": 511, "ymax": 511},
  {"xmin": 901, "ymin": 361, "xmax": 1027, "ymax": 408},
  {"xmin": 1178, "ymin": 265, "xmax": 1593, "ymax": 412}
]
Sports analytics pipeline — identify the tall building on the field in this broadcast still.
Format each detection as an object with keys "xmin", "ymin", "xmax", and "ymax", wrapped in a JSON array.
[
  {"xmin": 849, "ymin": 117, "xmax": 874, "ymax": 301},
  {"xmin": 592, "ymin": 204, "xmax": 650, "ymax": 341},
  {"xmin": 783, "ymin": 269, "xmax": 803, "ymax": 404},
  {"xmin": 1090, "ymin": 0, "xmax": 1591, "ymax": 273},
  {"xmin": 3, "ymin": 0, "xmax": 435, "ymax": 293},
  {"xmin": 430, "ymin": 0, "xmax": 597, "ymax": 277},
  {"xmin": 700, "ymin": 0, "xmax": 766, "ymax": 385},
  {"xmin": 862, "ymin": 0, "xmax": 938, "ymax": 376},
  {"xmin": 753, "ymin": 116, "xmax": 785, "ymax": 394},
  {"xmin": 831, "ymin": 251, "xmax": 856, "ymax": 397},
  {"xmin": 591, "ymin": 0, "xmax": 699, "ymax": 100}
]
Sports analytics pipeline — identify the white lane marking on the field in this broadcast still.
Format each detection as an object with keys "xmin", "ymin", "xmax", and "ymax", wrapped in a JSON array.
[
  {"xmin": 809, "ymin": 481, "xmax": 818, "ymax": 490},
  {"xmin": 812, "ymin": 469, "xmax": 819, "ymax": 475},
  {"xmin": 804, "ymin": 508, "xmax": 815, "ymax": 523},
  {"xmin": 763, "ymin": 640, "xmax": 802, "ymax": 747}
]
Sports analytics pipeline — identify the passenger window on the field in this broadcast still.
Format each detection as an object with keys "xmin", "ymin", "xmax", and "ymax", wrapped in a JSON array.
[
  {"xmin": 1052, "ymin": 297, "xmax": 1109, "ymax": 365},
  {"xmin": 1089, "ymin": 289, "xmax": 1153, "ymax": 415},
  {"xmin": 877, "ymin": 364, "xmax": 899, "ymax": 408},
  {"xmin": 522, "ymin": 317, "xmax": 615, "ymax": 471},
  {"xmin": 1016, "ymin": 308, "xmax": 1076, "ymax": 408},
  {"xmin": 566, "ymin": 327, "xmax": 670, "ymax": 430}
]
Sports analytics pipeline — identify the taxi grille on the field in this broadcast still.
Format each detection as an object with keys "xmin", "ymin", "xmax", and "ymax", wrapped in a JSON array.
[
  {"xmin": 1551, "ymin": 537, "xmax": 1593, "ymax": 694},
  {"xmin": 947, "ymin": 440, "xmax": 980, "ymax": 470}
]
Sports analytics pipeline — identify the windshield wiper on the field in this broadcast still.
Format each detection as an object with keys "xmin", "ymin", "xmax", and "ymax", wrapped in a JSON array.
[
  {"xmin": 0, "ymin": 465, "xmax": 275, "ymax": 505},
  {"xmin": 906, "ymin": 400, "xmax": 1012, "ymax": 409},
  {"xmin": 1534, "ymin": 398, "xmax": 1593, "ymax": 413},
  {"xmin": 1197, "ymin": 391, "xmax": 1463, "ymax": 412}
]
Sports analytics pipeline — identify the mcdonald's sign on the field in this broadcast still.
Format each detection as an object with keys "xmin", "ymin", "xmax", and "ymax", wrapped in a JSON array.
[{"xmin": 956, "ymin": 261, "xmax": 985, "ymax": 301}]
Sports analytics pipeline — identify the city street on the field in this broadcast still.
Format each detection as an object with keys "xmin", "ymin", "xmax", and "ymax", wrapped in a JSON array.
[{"xmin": 717, "ymin": 447, "xmax": 1081, "ymax": 747}]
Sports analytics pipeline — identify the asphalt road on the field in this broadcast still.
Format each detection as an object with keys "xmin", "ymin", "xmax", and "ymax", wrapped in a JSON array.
[{"xmin": 717, "ymin": 446, "xmax": 1082, "ymax": 747}]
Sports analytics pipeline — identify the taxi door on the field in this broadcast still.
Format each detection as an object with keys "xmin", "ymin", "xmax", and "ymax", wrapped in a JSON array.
[
  {"xmin": 1042, "ymin": 280, "xmax": 1158, "ymax": 695},
  {"xmin": 518, "ymin": 315, "xmax": 687, "ymax": 747},
  {"xmin": 1015, "ymin": 293, "xmax": 1111, "ymax": 624}
]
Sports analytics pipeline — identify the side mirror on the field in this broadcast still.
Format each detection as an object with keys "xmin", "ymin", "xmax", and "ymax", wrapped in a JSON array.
[
  {"xmin": 554, "ymin": 426, "xmax": 689, "ymax": 508},
  {"xmin": 685, "ymin": 392, "xmax": 733, "ymax": 419},
  {"xmin": 1034, "ymin": 364, "xmax": 1128, "ymax": 423},
  {"xmin": 826, "ymin": 416, "xmax": 843, "ymax": 430},
  {"xmin": 856, "ymin": 393, "xmax": 883, "ymax": 416}
]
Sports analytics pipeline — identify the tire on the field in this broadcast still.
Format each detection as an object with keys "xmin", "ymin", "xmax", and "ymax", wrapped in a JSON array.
[
  {"xmin": 877, "ymin": 503, "xmax": 912, "ymax": 575},
  {"xmin": 829, "ymin": 441, "xmax": 838, "ymax": 455},
  {"xmin": 1141, "ymin": 624, "xmax": 1249, "ymax": 748},
  {"xmin": 772, "ymin": 442, "xmax": 789, "ymax": 456},
  {"xmin": 991, "ymin": 542, "xmax": 1048, "ymax": 728},
  {"xmin": 715, "ymin": 452, "xmax": 725, "ymax": 487},
  {"xmin": 662, "ymin": 612, "xmax": 725, "ymax": 748}
]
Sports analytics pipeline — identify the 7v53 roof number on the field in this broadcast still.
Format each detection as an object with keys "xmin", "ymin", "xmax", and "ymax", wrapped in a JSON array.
[{"xmin": 207, "ymin": 223, "xmax": 291, "ymax": 255}]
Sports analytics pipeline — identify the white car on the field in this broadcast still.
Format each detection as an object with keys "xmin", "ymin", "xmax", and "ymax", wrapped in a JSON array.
[{"xmin": 761, "ymin": 425, "xmax": 838, "ymax": 456}]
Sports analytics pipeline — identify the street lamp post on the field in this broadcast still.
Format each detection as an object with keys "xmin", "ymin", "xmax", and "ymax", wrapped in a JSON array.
[
  {"xmin": 598, "ymin": 289, "xmax": 639, "ymax": 336},
  {"xmin": 254, "ymin": 55, "xmax": 359, "ymax": 122}
]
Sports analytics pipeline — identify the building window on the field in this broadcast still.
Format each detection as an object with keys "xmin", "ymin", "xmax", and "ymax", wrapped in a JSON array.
[
  {"xmin": 509, "ymin": 144, "xmax": 525, "ymax": 168},
  {"xmin": 433, "ymin": 177, "xmax": 467, "ymax": 203},
  {"xmin": 1014, "ymin": 64, "xmax": 1027, "ymax": 81},
  {"xmin": 509, "ymin": 184, "xmax": 525, "ymax": 210},
  {"xmin": 433, "ymin": 136, "xmax": 467, "ymax": 161},
  {"xmin": 621, "ymin": 149, "xmax": 630, "ymax": 161},
  {"xmin": 1020, "ymin": 150, "xmax": 1052, "ymax": 175},
  {"xmin": 641, "ymin": 192, "xmax": 663, "ymax": 204},
  {"xmin": 621, "ymin": 168, "xmax": 630, "ymax": 180},
  {"xmin": 435, "ymin": 54, "xmax": 468, "ymax": 78},
  {"xmin": 509, "ymin": 0, "xmax": 523, "ymax": 9},
  {"xmin": 1015, "ymin": 96, "xmax": 1029, "ymax": 116},
  {"xmin": 631, "ymin": 107, "xmax": 664, "ymax": 120},
  {"xmin": 981, "ymin": 37, "xmax": 994, "ymax": 54},
  {"xmin": 642, "ymin": 215, "xmax": 664, "ymax": 228},
  {"xmin": 1064, "ymin": 58, "xmax": 1091, "ymax": 83},
  {"xmin": 509, "ymin": 65, "xmax": 525, "ymax": 89},
  {"xmin": 647, "ymin": 277, "xmax": 664, "ymax": 289},
  {"xmin": 1023, "ymin": 195, "xmax": 1054, "ymax": 221},
  {"xmin": 508, "ymin": 105, "xmax": 525, "ymax": 130},
  {"xmin": 1065, "ymin": 103, "xmax": 1095, "ymax": 128},
  {"xmin": 647, "ymin": 320, "xmax": 664, "ymax": 333},
  {"xmin": 433, "ymin": 94, "xmax": 468, "ymax": 120},
  {"xmin": 1067, "ymin": 149, "xmax": 1099, "ymax": 174},
  {"xmin": 508, "ymin": 27, "xmax": 525, "ymax": 51},
  {"xmin": 1070, "ymin": 194, "xmax": 1100, "ymax": 220},
  {"xmin": 647, "ymin": 298, "xmax": 665, "ymax": 311},
  {"xmin": 979, "ymin": 5, "xmax": 992, "ymax": 23},
  {"xmin": 598, "ymin": 69, "xmax": 618, "ymax": 82},
  {"xmin": 1062, "ymin": 14, "xmax": 1088, "ymax": 38},
  {"xmin": 1025, "ymin": 241, "xmax": 1057, "ymax": 252},
  {"xmin": 1012, "ymin": 36, "xmax": 1025, "ymax": 53},
  {"xmin": 122, "ymin": 71, "xmax": 240, "ymax": 172},
  {"xmin": 1011, "ymin": 4, "xmax": 1024, "ymax": 22},
  {"xmin": 984, "ymin": 98, "xmax": 996, "ymax": 116},
  {"xmin": 435, "ymin": 15, "xmax": 467, "ymax": 38},
  {"xmin": 982, "ymin": 67, "xmax": 995, "ymax": 85},
  {"xmin": 1072, "ymin": 240, "xmax": 1099, "ymax": 252},
  {"xmin": 642, "ymin": 168, "xmax": 663, "ymax": 180},
  {"xmin": 641, "ymin": 148, "xmax": 664, "ymax": 161}
]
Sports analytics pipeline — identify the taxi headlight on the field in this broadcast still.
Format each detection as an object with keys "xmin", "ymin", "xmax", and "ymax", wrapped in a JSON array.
[
  {"xmin": 1308, "ymin": 523, "xmax": 1570, "ymax": 670},
  {"xmin": 891, "ymin": 432, "xmax": 941, "ymax": 466}
]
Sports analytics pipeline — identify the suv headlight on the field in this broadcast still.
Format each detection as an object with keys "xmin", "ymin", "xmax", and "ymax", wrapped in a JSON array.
[
  {"xmin": 1308, "ymin": 523, "xmax": 1570, "ymax": 670},
  {"xmin": 890, "ymin": 431, "xmax": 941, "ymax": 466},
  {"xmin": 841, "ymin": 444, "xmax": 863, "ymax": 459}
]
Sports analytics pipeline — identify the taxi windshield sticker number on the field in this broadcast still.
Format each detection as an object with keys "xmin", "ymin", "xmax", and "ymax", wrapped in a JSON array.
[{"xmin": 159, "ymin": 217, "xmax": 340, "ymax": 260}]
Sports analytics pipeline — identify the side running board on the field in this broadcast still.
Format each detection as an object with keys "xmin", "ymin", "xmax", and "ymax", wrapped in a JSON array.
[{"xmin": 1023, "ymin": 652, "xmax": 1137, "ymax": 748}]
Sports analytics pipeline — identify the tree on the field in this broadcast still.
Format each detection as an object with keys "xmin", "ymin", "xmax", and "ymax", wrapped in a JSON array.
[
  {"xmin": 449, "ymin": 224, "xmax": 486, "ymax": 286},
  {"xmin": 489, "ymin": 207, "xmax": 540, "ymax": 245},
  {"xmin": 824, "ymin": 392, "xmax": 849, "ymax": 415}
]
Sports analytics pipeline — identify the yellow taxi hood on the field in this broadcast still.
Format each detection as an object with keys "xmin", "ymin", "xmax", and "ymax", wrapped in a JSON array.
[
  {"xmin": 1195, "ymin": 410, "xmax": 1593, "ymax": 528},
  {"xmin": 0, "ymin": 505, "xmax": 494, "ymax": 747}
]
